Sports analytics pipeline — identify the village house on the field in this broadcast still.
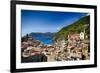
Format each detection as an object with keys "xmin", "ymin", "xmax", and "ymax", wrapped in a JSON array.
[
  {"xmin": 80, "ymin": 32, "xmax": 85, "ymax": 40},
  {"xmin": 68, "ymin": 32, "xmax": 85, "ymax": 40}
]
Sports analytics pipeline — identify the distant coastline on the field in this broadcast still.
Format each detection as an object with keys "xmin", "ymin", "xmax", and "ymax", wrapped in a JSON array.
[{"xmin": 28, "ymin": 32, "xmax": 55, "ymax": 45}]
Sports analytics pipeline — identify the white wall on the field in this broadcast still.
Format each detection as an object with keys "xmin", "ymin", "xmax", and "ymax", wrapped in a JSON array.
[{"xmin": 0, "ymin": 0, "xmax": 99, "ymax": 73}]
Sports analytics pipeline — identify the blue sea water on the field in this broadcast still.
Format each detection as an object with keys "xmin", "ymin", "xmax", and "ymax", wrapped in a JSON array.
[{"xmin": 34, "ymin": 36, "xmax": 54, "ymax": 45}]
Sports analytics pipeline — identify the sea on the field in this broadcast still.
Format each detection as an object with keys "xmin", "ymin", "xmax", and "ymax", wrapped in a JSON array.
[{"xmin": 34, "ymin": 36, "xmax": 54, "ymax": 45}]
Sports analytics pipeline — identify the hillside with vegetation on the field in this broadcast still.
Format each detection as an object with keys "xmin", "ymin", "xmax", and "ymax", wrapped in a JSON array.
[{"xmin": 54, "ymin": 15, "xmax": 90, "ymax": 41}]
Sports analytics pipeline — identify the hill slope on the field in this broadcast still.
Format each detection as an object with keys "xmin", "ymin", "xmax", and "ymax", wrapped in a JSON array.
[{"xmin": 54, "ymin": 15, "xmax": 90, "ymax": 41}]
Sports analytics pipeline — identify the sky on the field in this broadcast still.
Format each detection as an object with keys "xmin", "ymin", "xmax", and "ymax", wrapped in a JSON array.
[{"xmin": 21, "ymin": 10, "xmax": 88, "ymax": 36}]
